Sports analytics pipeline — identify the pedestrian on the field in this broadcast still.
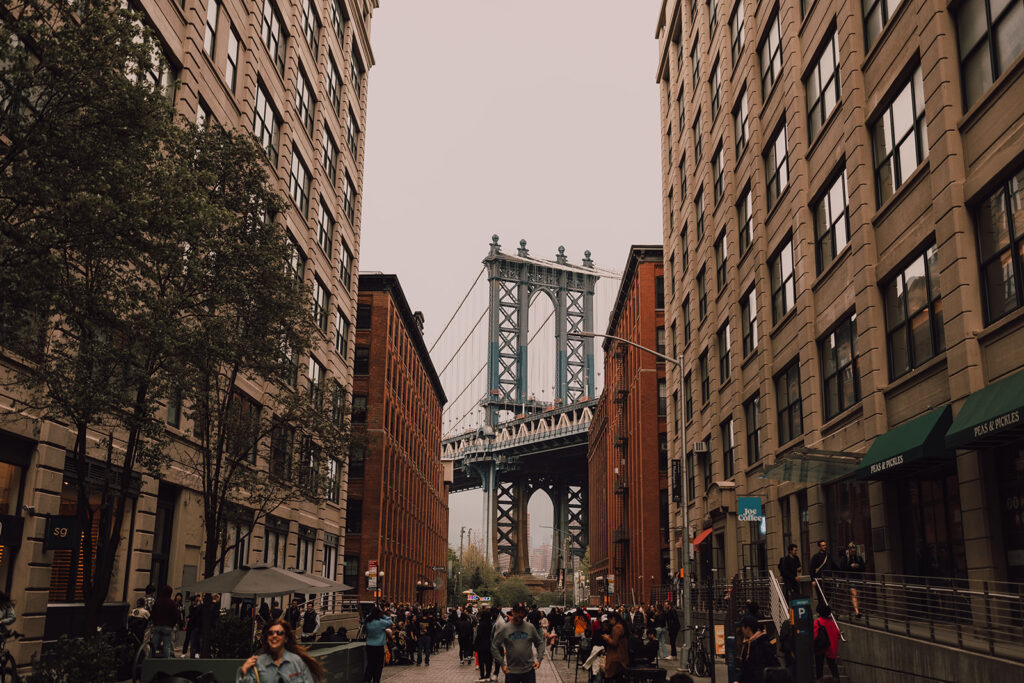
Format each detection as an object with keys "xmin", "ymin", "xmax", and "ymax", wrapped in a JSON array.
[
  {"xmin": 300, "ymin": 602, "xmax": 320, "ymax": 643},
  {"xmin": 474, "ymin": 607, "xmax": 496, "ymax": 682},
  {"xmin": 778, "ymin": 544, "xmax": 802, "ymax": 602},
  {"xmin": 183, "ymin": 594, "xmax": 201, "ymax": 658},
  {"xmin": 601, "ymin": 610, "xmax": 629, "ymax": 682},
  {"xmin": 237, "ymin": 619, "xmax": 324, "ymax": 683},
  {"xmin": 285, "ymin": 599, "xmax": 302, "ymax": 630},
  {"xmin": 362, "ymin": 606, "xmax": 392, "ymax": 683},
  {"xmin": 271, "ymin": 599, "xmax": 284, "ymax": 621},
  {"xmin": 127, "ymin": 597, "xmax": 150, "ymax": 644},
  {"xmin": 809, "ymin": 540, "xmax": 836, "ymax": 604},
  {"xmin": 150, "ymin": 585, "xmax": 178, "ymax": 658},
  {"xmin": 665, "ymin": 601, "xmax": 680, "ymax": 658},
  {"xmin": 734, "ymin": 614, "xmax": 779, "ymax": 683},
  {"xmin": 813, "ymin": 604, "xmax": 840, "ymax": 682},
  {"xmin": 653, "ymin": 604, "xmax": 668, "ymax": 659},
  {"xmin": 776, "ymin": 619, "xmax": 796, "ymax": 676},
  {"xmin": 173, "ymin": 593, "xmax": 186, "ymax": 652},
  {"xmin": 457, "ymin": 609, "xmax": 474, "ymax": 664},
  {"xmin": 144, "ymin": 584, "xmax": 157, "ymax": 612},
  {"xmin": 491, "ymin": 602, "xmax": 545, "ymax": 683},
  {"xmin": 839, "ymin": 542, "xmax": 865, "ymax": 618}
]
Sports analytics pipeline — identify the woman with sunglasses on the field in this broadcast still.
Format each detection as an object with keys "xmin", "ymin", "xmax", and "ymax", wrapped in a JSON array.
[{"xmin": 237, "ymin": 619, "xmax": 325, "ymax": 683}]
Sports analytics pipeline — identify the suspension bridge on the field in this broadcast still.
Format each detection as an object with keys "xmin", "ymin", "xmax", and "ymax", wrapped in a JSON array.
[{"xmin": 429, "ymin": 235, "xmax": 621, "ymax": 577}]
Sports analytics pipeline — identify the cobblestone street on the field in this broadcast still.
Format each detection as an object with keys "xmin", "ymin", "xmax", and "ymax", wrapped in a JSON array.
[{"xmin": 381, "ymin": 642, "xmax": 562, "ymax": 683}]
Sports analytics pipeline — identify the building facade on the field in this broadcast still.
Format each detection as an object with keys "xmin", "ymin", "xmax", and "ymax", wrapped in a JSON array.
[
  {"xmin": 0, "ymin": 0, "xmax": 377, "ymax": 660},
  {"xmin": 588, "ymin": 246, "xmax": 670, "ymax": 606},
  {"xmin": 347, "ymin": 274, "xmax": 448, "ymax": 605},
  {"xmin": 656, "ymin": 0, "xmax": 1024, "ymax": 587}
]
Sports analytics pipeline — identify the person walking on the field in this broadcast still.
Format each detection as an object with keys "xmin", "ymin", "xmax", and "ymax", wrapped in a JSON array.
[
  {"xmin": 665, "ymin": 601, "xmax": 680, "ymax": 658},
  {"xmin": 285, "ymin": 599, "xmax": 302, "ymax": 630},
  {"xmin": 300, "ymin": 602, "xmax": 320, "ymax": 643},
  {"xmin": 812, "ymin": 604, "xmax": 840, "ymax": 682},
  {"xmin": 778, "ymin": 544, "xmax": 802, "ymax": 602},
  {"xmin": 839, "ymin": 542, "xmax": 865, "ymax": 618},
  {"xmin": 457, "ymin": 610, "xmax": 475, "ymax": 665},
  {"xmin": 474, "ymin": 607, "xmax": 496, "ymax": 682},
  {"xmin": 414, "ymin": 613, "xmax": 432, "ymax": 666},
  {"xmin": 237, "ymin": 619, "xmax": 324, "ymax": 683},
  {"xmin": 183, "ymin": 595, "xmax": 201, "ymax": 658},
  {"xmin": 652, "ymin": 604, "xmax": 668, "ymax": 659},
  {"xmin": 601, "ymin": 610, "xmax": 629, "ymax": 682},
  {"xmin": 733, "ymin": 614, "xmax": 778, "ymax": 683},
  {"xmin": 150, "ymin": 585, "xmax": 178, "ymax": 658},
  {"xmin": 491, "ymin": 603, "xmax": 545, "ymax": 683},
  {"xmin": 362, "ymin": 606, "xmax": 392, "ymax": 683},
  {"xmin": 809, "ymin": 541, "xmax": 836, "ymax": 605}
]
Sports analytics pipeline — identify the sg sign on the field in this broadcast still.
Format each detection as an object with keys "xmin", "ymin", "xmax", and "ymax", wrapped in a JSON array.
[{"xmin": 44, "ymin": 516, "xmax": 81, "ymax": 551}]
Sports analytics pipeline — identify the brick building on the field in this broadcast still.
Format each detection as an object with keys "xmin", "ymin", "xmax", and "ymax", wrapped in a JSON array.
[
  {"xmin": 0, "ymin": 0, "xmax": 377, "ymax": 659},
  {"xmin": 655, "ymin": 0, "xmax": 1024, "ymax": 589},
  {"xmin": 347, "ymin": 274, "xmax": 448, "ymax": 605},
  {"xmin": 588, "ymin": 246, "xmax": 669, "ymax": 606}
]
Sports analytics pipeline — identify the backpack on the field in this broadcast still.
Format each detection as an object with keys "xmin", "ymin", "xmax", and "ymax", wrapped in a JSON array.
[{"xmin": 813, "ymin": 619, "xmax": 831, "ymax": 654}]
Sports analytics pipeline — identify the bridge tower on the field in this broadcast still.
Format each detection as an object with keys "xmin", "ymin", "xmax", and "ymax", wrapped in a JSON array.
[{"xmin": 478, "ymin": 235, "xmax": 599, "ymax": 577}]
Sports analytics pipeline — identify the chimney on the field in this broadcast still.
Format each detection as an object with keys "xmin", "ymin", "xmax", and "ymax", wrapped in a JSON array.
[{"xmin": 413, "ymin": 310, "xmax": 425, "ymax": 334}]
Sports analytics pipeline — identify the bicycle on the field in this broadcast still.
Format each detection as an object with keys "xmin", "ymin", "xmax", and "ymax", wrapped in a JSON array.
[
  {"xmin": 0, "ymin": 629, "xmax": 24, "ymax": 683},
  {"xmin": 686, "ymin": 625, "xmax": 711, "ymax": 677},
  {"xmin": 127, "ymin": 623, "xmax": 152, "ymax": 683}
]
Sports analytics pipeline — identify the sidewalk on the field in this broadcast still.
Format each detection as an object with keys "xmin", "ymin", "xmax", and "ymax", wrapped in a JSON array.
[
  {"xmin": 546, "ymin": 649, "xmax": 730, "ymax": 683},
  {"xmin": 382, "ymin": 643, "xmax": 561, "ymax": 683}
]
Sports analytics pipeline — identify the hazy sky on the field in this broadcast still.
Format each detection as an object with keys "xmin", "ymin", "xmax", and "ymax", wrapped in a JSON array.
[{"xmin": 359, "ymin": 0, "xmax": 664, "ymax": 556}]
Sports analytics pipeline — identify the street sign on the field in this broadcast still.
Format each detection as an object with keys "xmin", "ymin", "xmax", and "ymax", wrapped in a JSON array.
[
  {"xmin": 43, "ymin": 515, "xmax": 79, "ymax": 551},
  {"xmin": 367, "ymin": 560, "xmax": 378, "ymax": 589},
  {"xmin": 737, "ymin": 496, "xmax": 764, "ymax": 521},
  {"xmin": 430, "ymin": 566, "xmax": 446, "ymax": 571}
]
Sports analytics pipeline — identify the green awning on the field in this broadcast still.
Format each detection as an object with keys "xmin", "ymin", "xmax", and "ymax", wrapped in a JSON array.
[
  {"xmin": 856, "ymin": 405, "xmax": 953, "ymax": 480},
  {"xmin": 946, "ymin": 368, "xmax": 1024, "ymax": 449}
]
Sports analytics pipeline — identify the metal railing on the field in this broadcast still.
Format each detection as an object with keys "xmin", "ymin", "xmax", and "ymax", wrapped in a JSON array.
[{"xmin": 818, "ymin": 572, "xmax": 1024, "ymax": 663}]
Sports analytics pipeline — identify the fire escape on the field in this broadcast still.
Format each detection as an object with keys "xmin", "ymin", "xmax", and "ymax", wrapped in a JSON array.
[{"xmin": 612, "ymin": 343, "xmax": 628, "ymax": 579}]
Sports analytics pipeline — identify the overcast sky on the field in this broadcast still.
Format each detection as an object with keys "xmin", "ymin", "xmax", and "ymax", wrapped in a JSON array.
[{"xmin": 359, "ymin": 0, "xmax": 664, "ymax": 557}]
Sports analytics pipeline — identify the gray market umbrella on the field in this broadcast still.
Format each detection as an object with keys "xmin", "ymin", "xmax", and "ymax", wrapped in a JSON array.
[{"xmin": 181, "ymin": 564, "xmax": 351, "ymax": 597}]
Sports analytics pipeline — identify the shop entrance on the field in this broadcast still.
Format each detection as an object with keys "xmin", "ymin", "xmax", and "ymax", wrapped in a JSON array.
[
  {"xmin": 897, "ymin": 464, "xmax": 967, "ymax": 578},
  {"xmin": 995, "ymin": 447, "xmax": 1024, "ymax": 583}
]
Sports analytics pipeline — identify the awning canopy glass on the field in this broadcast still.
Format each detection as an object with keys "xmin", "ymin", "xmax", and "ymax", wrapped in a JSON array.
[
  {"xmin": 856, "ymin": 405, "xmax": 953, "ymax": 481},
  {"xmin": 759, "ymin": 448, "xmax": 860, "ymax": 484},
  {"xmin": 946, "ymin": 368, "xmax": 1024, "ymax": 449}
]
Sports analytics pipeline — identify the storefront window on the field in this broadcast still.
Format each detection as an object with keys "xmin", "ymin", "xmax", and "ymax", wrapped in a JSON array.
[
  {"xmin": 825, "ymin": 478, "xmax": 873, "ymax": 570},
  {"xmin": 996, "ymin": 447, "xmax": 1024, "ymax": 582},
  {"xmin": 897, "ymin": 466, "xmax": 967, "ymax": 578},
  {"xmin": 49, "ymin": 482, "xmax": 100, "ymax": 603}
]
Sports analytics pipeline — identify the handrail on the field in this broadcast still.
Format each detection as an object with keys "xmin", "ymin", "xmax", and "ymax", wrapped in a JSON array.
[{"xmin": 766, "ymin": 570, "xmax": 788, "ymax": 632}]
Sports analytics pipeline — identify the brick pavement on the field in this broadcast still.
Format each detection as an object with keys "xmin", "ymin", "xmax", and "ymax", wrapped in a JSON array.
[
  {"xmin": 381, "ymin": 641, "xmax": 562, "ymax": 683},
  {"xmin": 545, "ymin": 644, "xmax": 730, "ymax": 683}
]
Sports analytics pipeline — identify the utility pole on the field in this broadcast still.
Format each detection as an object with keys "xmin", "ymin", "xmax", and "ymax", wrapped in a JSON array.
[{"xmin": 459, "ymin": 526, "xmax": 466, "ymax": 596}]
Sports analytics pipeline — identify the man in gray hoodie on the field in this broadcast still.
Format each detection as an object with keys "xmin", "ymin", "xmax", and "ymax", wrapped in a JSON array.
[{"xmin": 491, "ymin": 602, "xmax": 545, "ymax": 683}]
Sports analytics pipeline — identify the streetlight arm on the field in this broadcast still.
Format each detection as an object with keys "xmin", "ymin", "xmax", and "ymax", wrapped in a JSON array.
[{"xmin": 568, "ymin": 331, "xmax": 679, "ymax": 367}]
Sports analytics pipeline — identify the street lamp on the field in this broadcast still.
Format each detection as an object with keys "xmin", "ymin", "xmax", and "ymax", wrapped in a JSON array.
[
  {"xmin": 569, "ymin": 330, "xmax": 694, "ymax": 669},
  {"xmin": 365, "ymin": 569, "xmax": 385, "ymax": 601}
]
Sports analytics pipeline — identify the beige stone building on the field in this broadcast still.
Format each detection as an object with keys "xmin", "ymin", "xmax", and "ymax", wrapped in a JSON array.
[
  {"xmin": 656, "ymin": 0, "xmax": 1024, "ymax": 589},
  {"xmin": 0, "ymin": 0, "xmax": 377, "ymax": 659}
]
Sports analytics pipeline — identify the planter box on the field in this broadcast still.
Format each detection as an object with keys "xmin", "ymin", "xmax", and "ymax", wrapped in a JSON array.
[{"xmin": 141, "ymin": 642, "xmax": 365, "ymax": 683}]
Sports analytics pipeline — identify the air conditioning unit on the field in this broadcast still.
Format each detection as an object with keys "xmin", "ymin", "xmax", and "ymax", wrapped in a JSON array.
[{"xmin": 693, "ymin": 441, "xmax": 709, "ymax": 453}]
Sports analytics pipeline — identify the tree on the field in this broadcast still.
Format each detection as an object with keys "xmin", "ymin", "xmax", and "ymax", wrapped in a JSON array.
[{"xmin": 492, "ymin": 577, "xmax": 530, "ymax": 607}]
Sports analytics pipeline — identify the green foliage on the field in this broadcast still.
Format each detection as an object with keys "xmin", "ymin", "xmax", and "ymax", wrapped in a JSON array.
[
  {"xmin": 492, "ymin": 577, "xmax": 531, "ymax": 607},
  {"xmin": 534, "ymin": 591, "xmax": 571, "ymax": 607},
  {"xmin": 26, "ymin": 634, "xmax": 121, "ymax": 683},
  {"xmin": 208, "ymin": 613, "xmax": 257, "ymax": 659}
]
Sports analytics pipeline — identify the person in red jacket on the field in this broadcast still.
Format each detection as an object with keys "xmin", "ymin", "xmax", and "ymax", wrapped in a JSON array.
[{"xmin": 812, "ymin": 603, "xmax": 840, "ymax": 682}]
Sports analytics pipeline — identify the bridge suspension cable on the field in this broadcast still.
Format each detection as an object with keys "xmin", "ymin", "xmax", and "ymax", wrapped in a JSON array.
[
  {"xmin": 436, "ymin": 308, "xmax": 487, "ymax": 378},
  {"xmin": 428, "ymin": 267, "xmax": 486, "ymax": 353}
]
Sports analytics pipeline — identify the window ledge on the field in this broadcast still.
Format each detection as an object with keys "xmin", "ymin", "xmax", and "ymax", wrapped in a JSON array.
[
  {"xmin": 764, "ymin": 181, "xmax": 793, "ymax": 225},
  {"xmin": 811, "ymin": 243, "xmax": 853, "ymax": 293},
  {"xmin": 871, "ymin": 159, "xmax": 930, "ymax": 227},
  {"xmin": 741, "ymin": 347, "xmax": 760, "ymax": 370},
  {"xmin": 775, "ymin": 435, "xmax": 805, "ymax": 454},
  {"xmin": 805, "ymin": 101, "xmax": 844, "ymax": 160},
  {"xmin": 820, "ymin": 402, "xmax": 864, "ymax": 437},
  {"xmin": 882, "ymin": 353, "xmax": 948, "ymax": 400},
  {"xmin": 769, "ymin": 306, "xmax": 798, "ymax": 340},
  {"xmin": 798, "ymin": 0, "xmax": 824, "ymax": 38},
  {"xmin": 959, "ymin": 51, "xmax": 1024, "ymax": 135},
  {"xmin": 861, "ymin": 0, "xmax": 913, "ymax": 74},
  {"xmin": 761, "ymin": 72, "xmax": 784, "ymax": 112},
  {"xmin": 719, "ymin": 377, "xmax": 733, "ymax": 393},
  {"xmin": 743, "ymin": 458, "xmax": 765, "ymax": 478},
  {"xmin": 976, "ymin": 305, "xmax": 1024, "ymax": 345}
]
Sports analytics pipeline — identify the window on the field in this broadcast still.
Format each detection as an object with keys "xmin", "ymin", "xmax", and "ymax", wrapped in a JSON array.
[
  {"xmin": 741, "ymin": 286, "xmax": 758, "ymax": 356},
  {"xmin": 312, "ymin": 276, "xmax": 329, "ymax": 331},
  {"xmin": 864, "ymin": 0, "xmax": 904, "ymax": 51},
  {"xmin": 308, "ymin": 355, "xmax": 325, "ymax": 406},
  {"xmin": 337, "ymin": 241, "xmax": 353, "ymax": 290},
  {"xmin": 347, "ymin": 108, "xmax": 360, "ymax": 157},
  {"xmin": 695, "ymin": 188, "xmax": 705, "ymax": 240},
  {"xmin": 737, "ymin": 187, "xmax": 752, "ymax": 254},
  {"xmin": 345, "ymin": 498, "xmax": 362, "ymax": 534},
  {"xmin": 721, "ymin": 418, "xmax": 735, "ymax": 479},
  {"xmin": 693, "ymin": 110, "xmax": 703, "ymax": 161},
  {"xmin": 691, "ymin": 0, "xmax": 699, "ymax": 23},
  {"xmin": 814, "ymin": 170, "xmax": 849, "ymax": 273},
  {"xmin": 354, "ymin": 346, "xmax": 370, "ymax": 375},
  {"xmin": 770, "ymin": 238, "xmax": 796, "ymax": 322},
  {"xmin": 326, "ymin": 56, "xmax": 342, "ymax": 113},
  {"xmin": 712, "ymin": 144, "xmax": 725, "ymax": 203},
  {"xmin": 301, "ymin": 0, "xmax": 321, "ymax": 56},
  {"xmin": 775, "ymin": 359, "xmax": 802, "ymax": 443},
  {"xmin": 873, "ymin": 66, "xmax": 927, "ymax": 206},
  {"xmin": 197, "ymin": 100, "xmax": 212, "ymax": 128},
  {"xmin": 287, "ymin": 238, "xmax": 305, "ymax": 286},
  {"xmin": 204, "ymin": 0, "xmax": 219, "ymax": 59},
  {"xmin": 334, "ymin": 308, "xmax": 349, "ymax": 355},
  {"xmin": 343, "ymin": 173, "xmax": 356, "ymax": 222},
  {"xmin": 658, "ymin": 379, "xmax": 667, "ymax": 416},
  {"xmin": 710, "ymin": 61, "xmax": 722, "ymax": 119},
  {"xmin": 702, "ymin": 437, "xmax": 712, "ymax": 490},
  {"xmin": 807, "ymin": 30, "xmax": 840, "ymax": 140},
  {"xmin": 655, "ymin": 275, "xmax": 666, "ymax": 309},
  {"xmin": 691, "ymin": 42, "xmax": 701, "ymax": 95},
  {"xmin": 667, "ymin": 125, "xmax": 673, "ymax": 167},
  {"xmin": 686, "ymin": 451, "xmax": 696, "ymax": 499},
  {"xmin": 684, "ymin": 372, "xmax": 694, "ymax": 421},
  {"xmin": 715, "ymin": 231, "xmax": 728, "ymax": 289},
  {"xmin": 765, "ymin": 123, "xmax": 789, "ymax": 210},
  {"xmin": 317, "ymin": 201, "xmax": 334, "ymax": 256},
  {"xmin": 330, "ymin": 380, "xmax": 346, "ymax": 427},
  {"xmin": 760, "ymin": 12, "xmax": 782, "ymax": 95},
  {"xmin": 657, "ymin": 326, "xmax": 666, "ymax": 355},
  {"xmin": 676, "ymin": 33, "xmax": 685, "ymax": 76},
  {"xmin": 289, "ymin": 148, "xmax": 310, "ymax": 215},
  {"xmin": 976, "ymin": 166, "xmax": 1024, "ymax": 320},
  {"xmin": 745, "ymin": 394, "xmax": 762, "ymax": 464},
  {"xmin": 326, "ymin": 458, "xmax": 340, "ymax": 503},
  {"xmin": 331, "ymin": 0, "xmax": 346, "ymax": 41},
  {"xmin": 296, "ymin": 531, "xmax": 314, "ymax": 572},
  {"xmin": 264, "ymin": 524, "xmax": 287, "ymax": 567},
  {"xmin": 958, "ymin": 0, "xmax": 1024, "ymax": 108},
  {"xmin": 820, "ymin": 312, "xmax": 860, "ymax": 419},
  {"xmin": 883, "ymin": 245, "xmax": 945, "ymax": 379},
  {"xmin": 356, "ymin": 303, "xmax": 371, "ymax": 328},
  {"xmin": 225, "ymin": 28, "xmax": 240, "ymax": 91},
  {"xmin": 669, "ymin": 253, "xmax": 676, "ymax": 298},
  {"xmin": 295, "ymin": 68, "xmax": 315, "ymax": 136},
  {"xmin": 697, "ymin": 267, "xmax": 708, "ymax": 319},
  {"xmin": 351, "ymin": 395, "xmax": 367, "ymax": 423},
  {"xmin": 166, "ymin": 389, "xmax": 182, "ymax": 427},
  {"xmin": 730, "ymin": 0, "xmax": 745, "ymax": 64},
  {"xmin": 683, "ymin": 296, "xmax": 692, "ymax": 343},
  {"xmin": 322, "ymin": 129, "xmax": 339, "ymax": 185},
  {"xmin": 718, "ymin": 322, "xmax": 731, "ymax": 382},
  {"xmin": 350, "ymin": 49, "xmax": 364, "ymax": 100},
  {"xmin": 734, "ymin": 88, "xmax": 749, "ymax": 155},
  {"xmin": 261, "ymin": 0, "xmax": 286, "ymax": 75},
  {"xmin": 253, "ymin": 84, "xmax": 280, "ymax": 165},
  {"xmin": 348, "ymin": 441, "xmax": 365, "ymax": 478},
  {"xmin": 681, "ymin": 226, "xmax": 690, "ymax": 272},
  {"xmin": 679, "ymin": 153, "xmax": 688, "ymax": 201},
  {"xmin": 270, "ymin": 424, "xmax": 294, "ymax": 479},
  {"xmin": 699, "ymin": 349, "xmax": 710, "ymax": 403},
  {"xmin": 671, "ymin": 321, "xmax": 678, "ymax": 357},
  {"xmin": 709, "ymin": 0, "xmax": 719, "ymax": 35}
]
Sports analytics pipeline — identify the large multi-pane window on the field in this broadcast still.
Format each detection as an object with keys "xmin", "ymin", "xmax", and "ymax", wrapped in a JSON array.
[
  {"xmin": 307, "ymin": 355, "xmax": 324, "ymax": 406},
  {"xmin": 712, "ymin": 145, "xmax": 725, "ymax": 203},
  {"xmin": 691, "ymin": 42, "xmax": 701, "ymax": 95},
  {"xmin": 347, "ymin": 108, "xmax": 360, "ymax": 157},
  {"xmin": 253, "ymin": 84, "xmax": 280, "ymax": 165},
  {"xmin": 683, "ymin": 296, "xmax": 692, "ymax": 344},
  {"xmin": 289, "ymin": 148, "xmax": 311, "ymax": 215},
  {"xmin": 807, "ymin": 30, "xmax": 840, "ymax": 140},
  {"xmin": 322, "ymin": 129, "xmax": 339, "ymax": 185},
  {"xmin": 667, "ymin": 125, "xmax": 673, "ymax": 167},
  {"xmin": 693, "ymin": 110, "xmax": 703, "ymax": 161},
  {"xmin": 669, "ymin": 253, "xmax": 676, "ymax": 298},
  {"xmin": 317, "ymin": 201, "xmax": 334, "ymax": 256},
  {"xmin": 669, "ymin": 188, "xmax": 676, "ymax": 236},
  {"xmin": 745, "ymin": 395, "xmax": 762, "ymax": 464},
  {"xmin": 261, "ymin": 0, "xmax": 286, "ymax": 75},
  {"xmin": 225, "ymin": 28, "xmax": 240, "ymax": 91},
  {"xmin": 814, "ymin": 171, "xmax": 849, "ymax": 273},
  {"xmin": 976, "ymin": 166, "xmax": 1024, "ymax": 320},
  {"xmin": 710, "ymin": 61, "xmax": 722, "ymax": 119},
  {"xmin": 301, "ymin": 0, "xmax": 321, "ymax": 56},
  {"xmin": 760, "ymin": 12, "xmax": 783, "ymax": 95},
  {"xmin": 681, "ymin": 226, "xmax": 689, "ymax": 272},
  {"xmin": 775, "ymin": 359, "xmax": 803, "ymax": 443},
  {"xmin": 676, "ymin": 34, "xmax": 685, "ymax": 77},
  {"xmin": 718, "ymin": 322, "xmax": 731, "ymax": 382},
  {"xmin": 864, "ymin": 0, "xmax": 904, "ymax": 51},
  {"xmin": 353, "ymin": 347, "xmax": 370, "ymax": 375},
  {"xmin": 331, "ymin": 0, "xmax": 346, "ymax": 41},
  {"xmin": 709, "ymin": 0, "xmax": 719, "ymax": 35},
  {"xmin": 326, "ymin": 56, "xmax": 342, "ymax": 113},
  {"xmin": 658, "ymin": 379, "xmax": 667, "ymax": 416},
  {"xmin": 695, "ymin": 188, "xmax": 705, "ymax": 240},
  {"xmin": 287, "ymin": 238, "xmax": 305, "ymax": 286},
  {"xmin": 339, "ymin": 240, "xmax": 353, "ymax": 289},
  {"xmin": 657, "ymin": 326, "xmax": 666, "ymax": 355},
  {"xmin": 731, "ymin": 0, "xmax": 745, "ymax": 64},
  {"xmin": 686, "ymin": 450, "xmax": 696, "ymax": 502},
  {"xmin": 295, "ymin": 68, "xmax": 315, "ymax": 136},
  {"xmin": 721, "ymin": 418, "xmax": 735, "ymax": 479},
  {"xmin": 740, "ymin": 286, "xmax": 757, "ymax": 355},
  {"xmin": 671, "ymin": 321, "xmax": 678, "ymax": 357},
  {"xmin": 715, "ymin": 231, "xmax": 728, "ymax": 289},
  {"xmin": 820, "ymin": 312, "xmax": 860, "ymax": 419},
  {"xmin": 737, "ymin": 187, "xmax": 752, "ymax": 254},
  {"xmin": 326, "ymin": 458, "xmax": 340, "ymax": 503},
  {"xmin": 334, "ymin": 308, "xmax": 349, "ymax": 355},
  {"xmin": 734, "ymin": 89, "xmax": 749, "ymax": 155},
  {"xmin": 204, "ymin": 0, "xmax": 219, "ymax": 59},
  {"xmin": 684, "ymin": 372, "xmax": 694, "ymax": 421},
  {"xmin": 350, "ymin": 49, "xmax": 364, "ymax": 100},
  {"xmin": 656, "ymin": 275, "xmax": 666, "ymax": 309},
  {"xmin": 765, "ymin": 123, "xmax": 789, "ymax": 210},
  {"xmin": 883, "ymin": 245, "xmax": 945, "ymax": 379},
  {"xmin": 699, "ymin": 350, "xmax": 711, "ymax": 404},
  {"xmin": 873, "ymin": 66, "xmax": 927, "ymax": 206},
  {"xmin": 312, "ymin": 276, "xmax": 329, "ymax": 332},
  {"xmin": 957, "ymin": 0, "xmax": 1024, "ymax": 108},
  {"xmin": 697, "ymin": 267, "xmax": 708, "ymax": 319},
  {"xmin": 343, "ymin": 174, "xmax": 356, "ymax": 221},
  {"xmin": 677, "ymin": 89, "xmax": 686, "ymax": 136},
  {"xmin": 770, "ymin": 238, "xmax": 795, "ymax": 322},
  {"xmin": 351, "ymin": 395, "xmax": 367, "ymax": 423}
]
